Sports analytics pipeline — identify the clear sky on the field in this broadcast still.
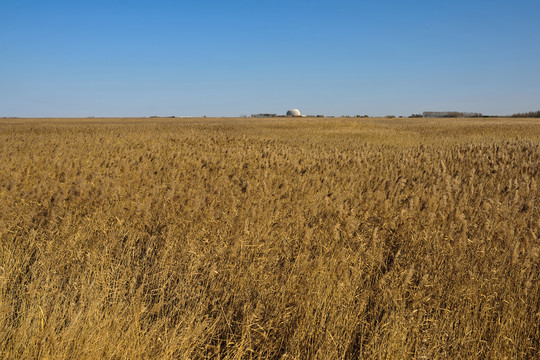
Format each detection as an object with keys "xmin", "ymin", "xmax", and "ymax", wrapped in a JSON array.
[{"xmin": 1, "ymin": 0, "xmax": 539, "ymax": 117}]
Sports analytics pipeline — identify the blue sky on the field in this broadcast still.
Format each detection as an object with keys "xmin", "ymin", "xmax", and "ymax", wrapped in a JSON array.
[{"xmin": 1, "ymin": 0, "xmax": 539, "ymax": 117}]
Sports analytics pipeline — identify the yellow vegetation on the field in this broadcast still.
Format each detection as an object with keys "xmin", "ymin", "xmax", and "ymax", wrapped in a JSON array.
[{"xmin": 0, "ymin": 117, "xmax": 539, "ymax": 359}]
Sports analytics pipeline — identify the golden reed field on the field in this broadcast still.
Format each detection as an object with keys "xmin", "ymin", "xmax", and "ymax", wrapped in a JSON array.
[{"xmin": 1, "ymin": 117, "xmax": 539, "ymax": 359}]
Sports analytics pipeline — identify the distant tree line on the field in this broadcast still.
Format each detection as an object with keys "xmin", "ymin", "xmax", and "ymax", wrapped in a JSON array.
[
  {"xmin": 422, "ymin": 111, "xmax": 483, "ymax": 118},
  {"xmin": 510, "ymin": 110, "xmax": 540, "ymax": 118},
  {"xmin": 251, "ymin": 113, "xmax": 277, "ymax": 117}
]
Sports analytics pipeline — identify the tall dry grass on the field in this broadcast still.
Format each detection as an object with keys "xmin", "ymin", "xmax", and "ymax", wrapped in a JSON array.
[{"xmin": 0, "ymin": 117, "xmax": 539, "ymax": 359}]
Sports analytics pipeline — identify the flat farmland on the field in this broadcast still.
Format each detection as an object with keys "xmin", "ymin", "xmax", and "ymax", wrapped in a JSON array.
[{"xmin": 1, "ymin": 117, "xmax": 539, "ymax": 359}]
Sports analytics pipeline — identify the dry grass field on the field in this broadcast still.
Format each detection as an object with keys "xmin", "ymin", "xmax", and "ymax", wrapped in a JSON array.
[{"xmin": 0, "ymin": 117, "xmax": 539, "ymax": 359}]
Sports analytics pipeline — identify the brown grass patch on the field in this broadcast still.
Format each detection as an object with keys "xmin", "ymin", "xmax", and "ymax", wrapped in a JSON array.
[{"xmin": 1, "ymin": 117, "xmax": 539, "ymax": 359}]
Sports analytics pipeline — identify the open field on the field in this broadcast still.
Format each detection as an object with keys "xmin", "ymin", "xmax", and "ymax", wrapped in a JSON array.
[{"xmin": 1, "ymin": 117, "xmax": 539, "ymax": 359}]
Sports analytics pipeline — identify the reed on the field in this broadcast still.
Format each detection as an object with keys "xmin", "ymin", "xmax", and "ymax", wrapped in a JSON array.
[{"xmin": 1, "ymin": 117, "xmax": 538, "ymax": 359}]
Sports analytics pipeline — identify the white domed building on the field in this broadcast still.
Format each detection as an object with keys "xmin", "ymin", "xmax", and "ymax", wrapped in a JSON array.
[{"xmin": 286, "ymin": 109, "xmax": 302, "ymax": 117}]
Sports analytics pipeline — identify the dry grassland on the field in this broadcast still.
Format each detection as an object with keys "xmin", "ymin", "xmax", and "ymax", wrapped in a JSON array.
[{"xmin": 0, "ymin": 117, "xmax": 539, "ymax": 359}]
